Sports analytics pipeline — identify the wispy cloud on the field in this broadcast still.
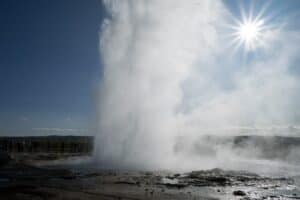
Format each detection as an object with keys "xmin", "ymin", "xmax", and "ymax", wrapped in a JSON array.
[
  {"xmin": 20, "ymin": 116, "xmax": 29, "ymax": 121},
  {"xmin": 32, "ymin": 128, "xmax": 87, "ymax": 133}
]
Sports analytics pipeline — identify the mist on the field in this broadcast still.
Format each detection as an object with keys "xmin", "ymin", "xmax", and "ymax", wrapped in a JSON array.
[{"xmin": 96, "ymin": 0, "xmax": 300, "ymax": 171}]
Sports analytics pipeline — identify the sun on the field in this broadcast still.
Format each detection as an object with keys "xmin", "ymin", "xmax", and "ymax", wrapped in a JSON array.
[
  {"xmin": 237, "ymin": 19, "xmax": 264, "ymax": 51},
  {"xmin": 239, "ymin": 21, "xmax": 260, "ymax": 41},
  {"xmin": 228, "ymin": 3, "xmax": 273, "ymax": 52}
]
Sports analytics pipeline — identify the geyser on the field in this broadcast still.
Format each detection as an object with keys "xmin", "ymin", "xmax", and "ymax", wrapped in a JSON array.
[{"xmin": 96, "ymin": 0, "xmax": 300, "ymax": 170}]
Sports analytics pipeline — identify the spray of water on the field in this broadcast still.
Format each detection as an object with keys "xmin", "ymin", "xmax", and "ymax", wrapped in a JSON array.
[{"xmin": 96, "ymin": 0, "xmax": 300, "ymax": 171}]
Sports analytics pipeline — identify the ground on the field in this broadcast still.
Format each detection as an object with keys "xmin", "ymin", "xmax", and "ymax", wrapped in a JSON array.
[{"xmin": 0, "ymin": 156, "xmax": 300, "ymax": 200}]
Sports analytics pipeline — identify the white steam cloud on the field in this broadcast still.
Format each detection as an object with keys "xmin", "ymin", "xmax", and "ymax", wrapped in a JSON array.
[{"xmin": 96, "ymin": 0, "xmax": 300, "ymax": 170}]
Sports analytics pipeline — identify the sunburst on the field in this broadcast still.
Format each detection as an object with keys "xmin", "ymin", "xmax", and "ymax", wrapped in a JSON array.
[{"xmin": 228, "ymin": 2, "xmax": 275, "ymax": 52}]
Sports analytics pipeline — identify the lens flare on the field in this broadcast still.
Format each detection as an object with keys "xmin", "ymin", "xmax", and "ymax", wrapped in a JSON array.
[
  {"xmin": 228, "ymin": 2, "xmax": 275, "ymax": 52},
  {"xmin": 237, "ymin": 19, "xmax": 264, "ymax": 50}
]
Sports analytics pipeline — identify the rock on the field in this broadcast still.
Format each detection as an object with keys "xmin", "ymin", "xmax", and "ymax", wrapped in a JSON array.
[
  {"xmin": 174, "ymin": 173, "xmax": 181, "ymax": 177},
  {"xmin": 241, "ymin": 197, "xmax": 251, "ymax": 200},
  {"xmin": 114, "ymin": 180, "xmax": 140, "ymax": 185},
  {"xmin": 233, "ymin": 190, "xmax": 247, "ymax": 196},
  {"xmin": 162, "ymin": 183, "xmax": 188, "ymax": 189}
]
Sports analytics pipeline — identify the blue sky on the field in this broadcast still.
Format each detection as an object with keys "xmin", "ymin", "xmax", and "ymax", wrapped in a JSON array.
[
  {"xmin": 1, "ymin": 0, "xmax": 300, "ymax": 136},
  {"xmin": 0, "ymin": 0, "xmax": 106, "ymax": 135}
]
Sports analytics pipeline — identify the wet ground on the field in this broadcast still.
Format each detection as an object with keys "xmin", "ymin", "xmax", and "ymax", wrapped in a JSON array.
[{"xmin": 0, "ymin": 157, "xmax": 300, "ymax": 200}]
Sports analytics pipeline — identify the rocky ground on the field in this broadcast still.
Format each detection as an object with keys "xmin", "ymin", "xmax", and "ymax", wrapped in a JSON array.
[
  {"xmin": 0, "ymin": 155, "xmax": 300, "ymax": 200},
  {"xmin": 1, "ymin": 134, "xmax": 300, "ymax": 200}
]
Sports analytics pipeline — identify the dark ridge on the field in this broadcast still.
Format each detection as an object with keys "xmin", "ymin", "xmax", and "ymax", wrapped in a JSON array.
[{"xmin": 0, "ymin": 136, "xmax": 94, "ymax": 155}]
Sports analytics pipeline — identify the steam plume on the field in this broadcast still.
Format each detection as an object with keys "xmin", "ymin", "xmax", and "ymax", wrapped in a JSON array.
[{"xmin": 96, "ymin": 0, "xmax": 300, "ymax": 170}]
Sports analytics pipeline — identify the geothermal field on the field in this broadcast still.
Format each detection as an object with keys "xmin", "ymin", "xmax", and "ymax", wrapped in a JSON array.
[
  {"xmin": 0, "ymin": 135, "xmax": 300, "ymax": 200},
  {"xmin": 1, "ymin": 0, "xmax": 300, "ymax": 199}
]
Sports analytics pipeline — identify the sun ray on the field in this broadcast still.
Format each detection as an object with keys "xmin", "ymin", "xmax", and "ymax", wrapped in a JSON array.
[
  {"xmin": 254, "ymin": 0, "xmax": 272, "ymax": 23},
  {"xmin": 228, "ymin": 2, "xmax": 276, "ymax": 52}
]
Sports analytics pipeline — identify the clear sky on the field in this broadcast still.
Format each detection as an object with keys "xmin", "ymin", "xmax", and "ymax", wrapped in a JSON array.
[
  {"xmin": 1, "ymin": 0, "xmax": 300, "ymax": 136},
  {"xmin": 0, "ymin": 0, "xmax": 106, "ymax": 135}
]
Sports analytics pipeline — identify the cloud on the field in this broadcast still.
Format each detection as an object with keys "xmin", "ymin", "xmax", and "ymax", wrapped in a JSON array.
[
  {"xmin": 32, "ymin": 128, "xmax": 87, "ymax": 133},
  {"xmin": 20, "ymin": 117, "xmax": 29, "ymax": 121},
  {"xmin": 65, "ymin": 117, "xmax": 72, "ymax": 121}
]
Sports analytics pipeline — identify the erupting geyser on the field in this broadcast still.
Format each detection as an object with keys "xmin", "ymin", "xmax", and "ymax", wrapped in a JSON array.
[{"xmin": 96, "ymin": 0, "xmax": 300, "ymax": 170}]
